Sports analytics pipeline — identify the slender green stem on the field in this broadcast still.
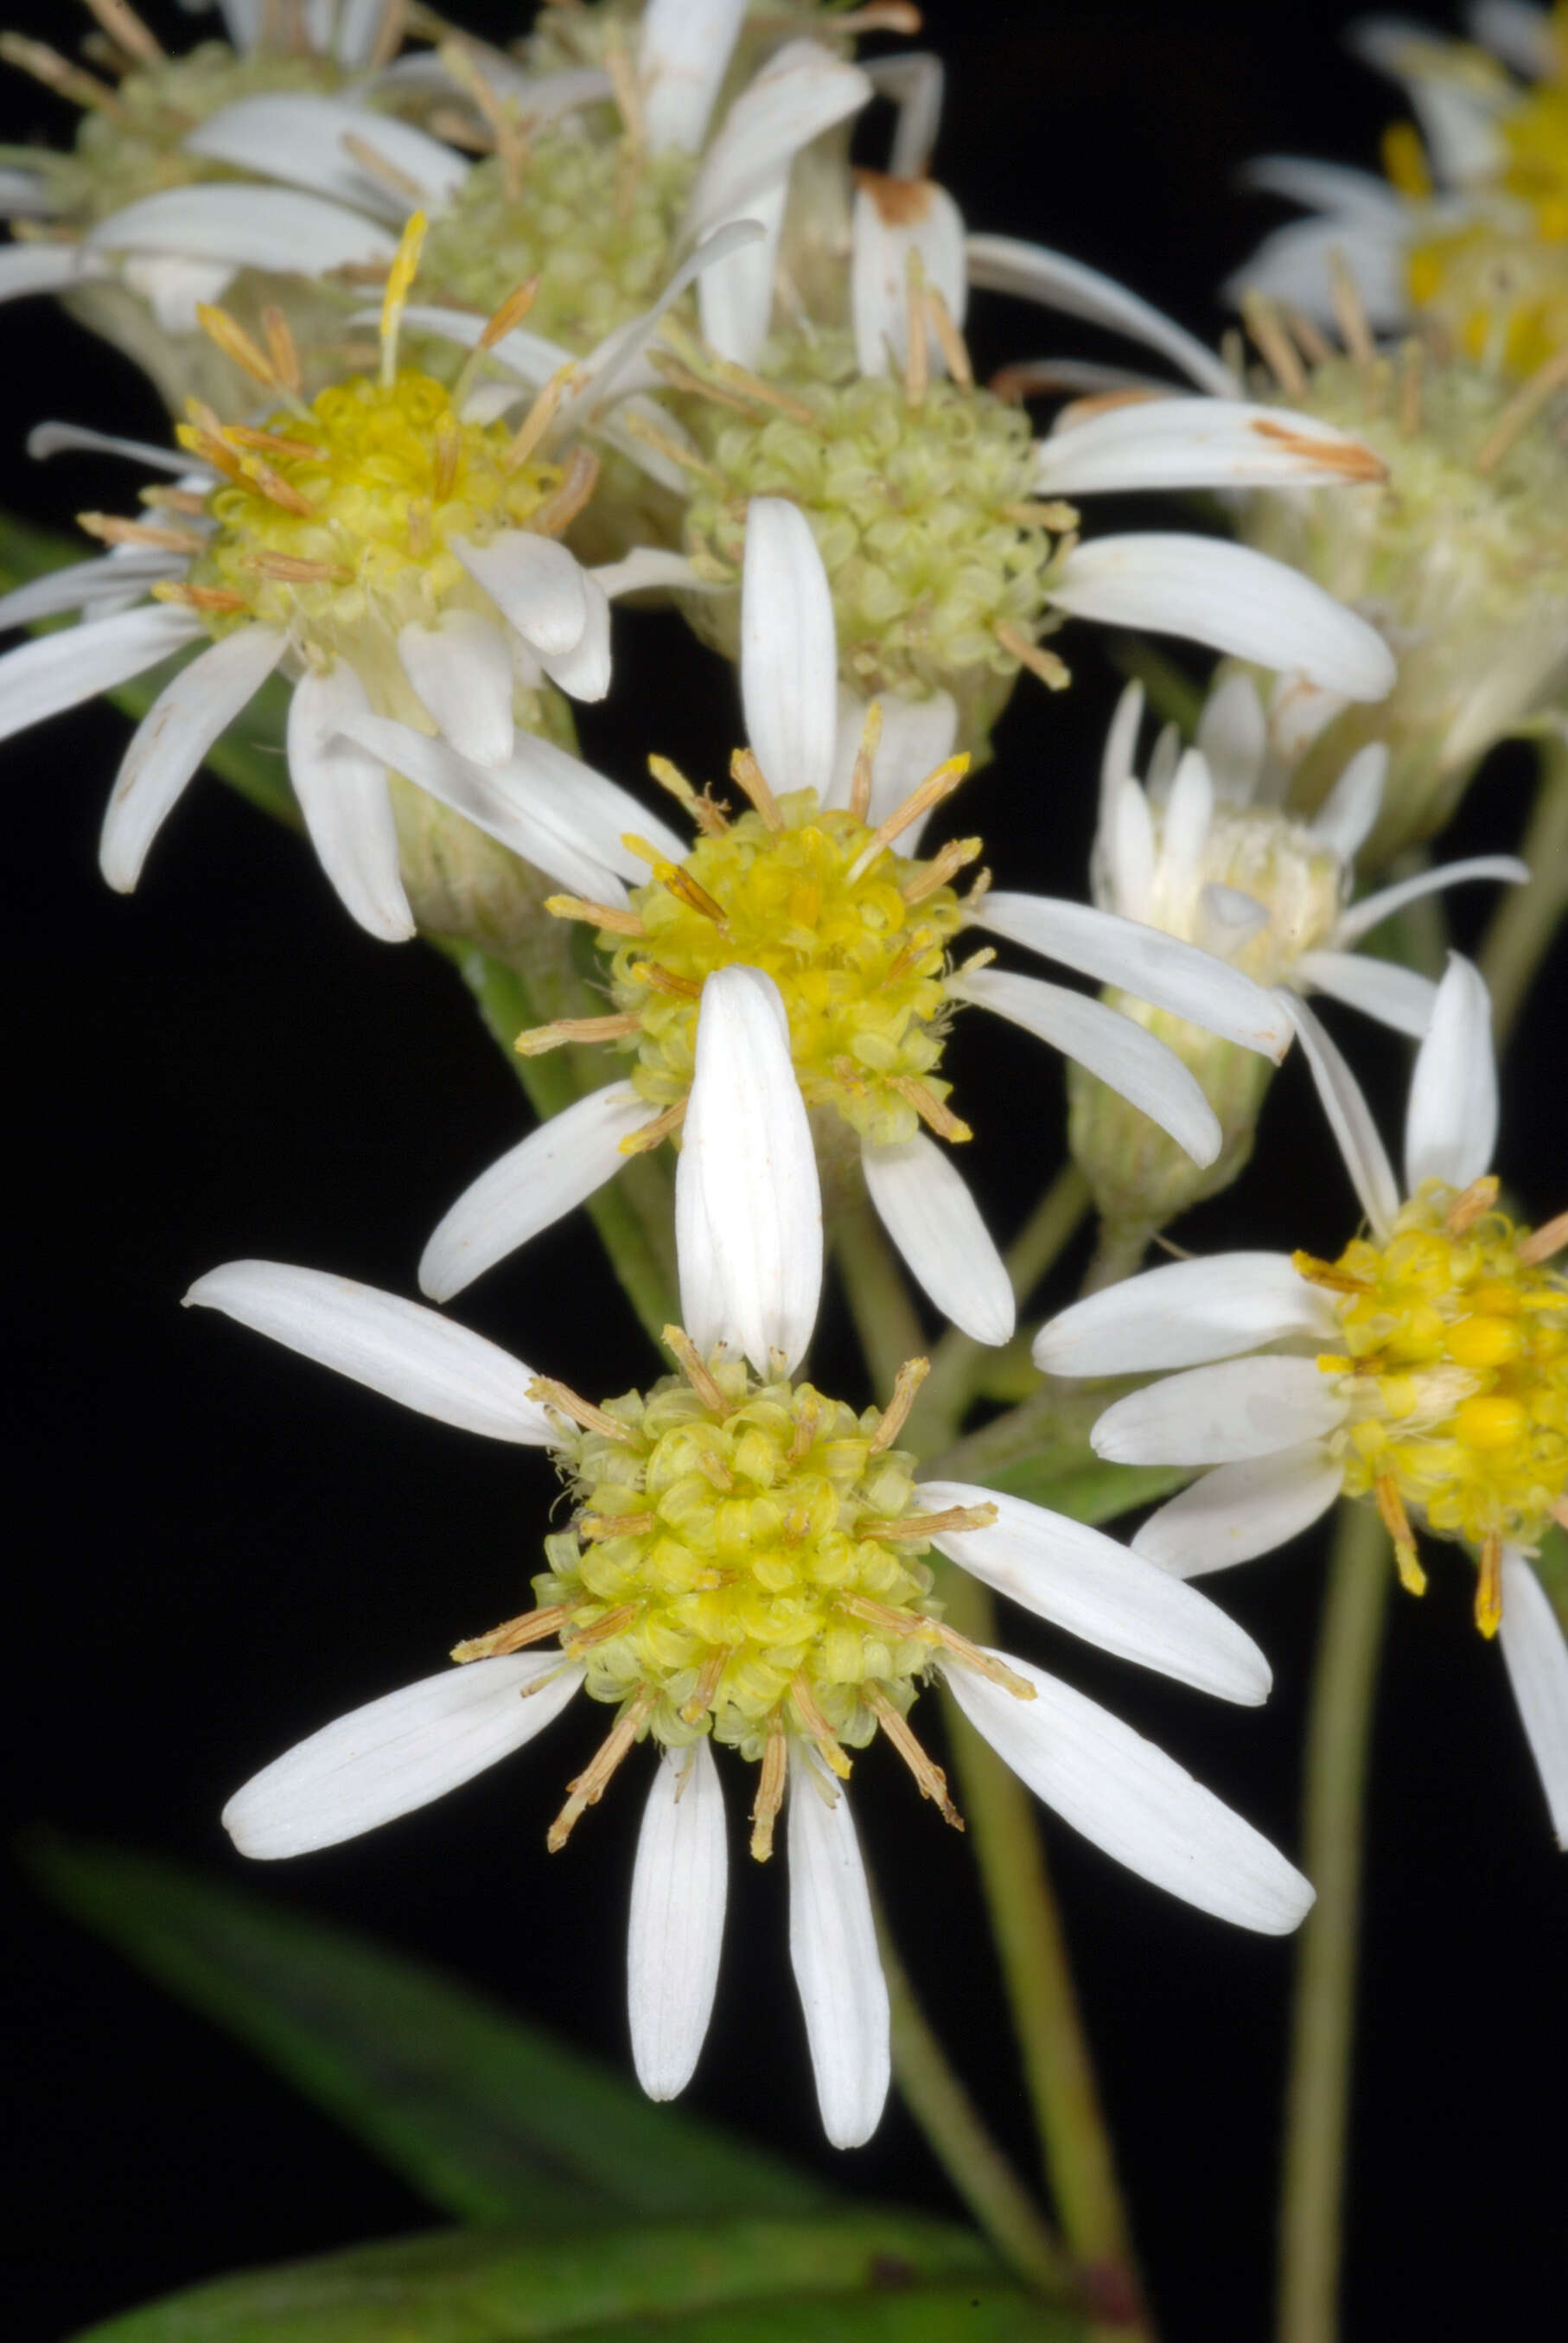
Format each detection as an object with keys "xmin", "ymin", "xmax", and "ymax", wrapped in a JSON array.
[
  {"xmin": 1478, "ymin": 731, "xmax": 1568, "ymax": 1048},
  {"xmin": 871, "ymin": 1892, "xmax": 1071, "ymax": 2300},
  {"xmin": 832, "ymin": 1186, "xmax": 926, "ymax": 1397},
  {"xmin": 939, "ymin": 1574, "xmax": 1151, "ymax": 2334},
  {"xmin": 1278, "ymin": 1503, "xmax": 1391, "ymax": 2343}
]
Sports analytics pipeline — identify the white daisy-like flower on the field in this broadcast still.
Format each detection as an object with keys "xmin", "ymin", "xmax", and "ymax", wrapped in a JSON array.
[
  {"xmin": 1036, "ymin": 954, "xmax": 1568, "ymax": 1847},
  {"xmin": 0, "ymin": 212, "xmax": 757, "ymax": 941},
  {"xmin": 187, "ymin": 962, "xmax": 1312, "ymax": 2148},
  {"xmin": 406, "ymin": 496, "xmax": 1302, "ymax": 1349}
]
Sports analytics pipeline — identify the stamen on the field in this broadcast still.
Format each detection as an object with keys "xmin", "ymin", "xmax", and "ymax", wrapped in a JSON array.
[
  {"xmin": 621, "ymin": 412, "xmax": 727, "ymax": 482},
  {"xmin": 435, "ymin": 37, "xmax": 526, "ymax": 198},
  {"xmin": 662, "ymin": 1325, "xmax": 729, "ymax": 1414},
  {"xmin": 1476, "ymin": 345, "xmax": 1568, "ymax": 473},
  {"xmin": 140, "ymin": 488, "xmax": 207, "ymax": 516},
  {"xmin": 526, "ymin": 1376, "xmax": 633, "ymax": 1441},
  {"xmin": 513, "ymin": 1011, "xmax": 641, "ymax": 1056},
  {"xmin": 564, "ymin": 1603, "xmax": 641, "ymax": 1652},
  {"xmin": 925, "ymin": 285, "xmax": 974, "ymax": 389},
  {"xmin": 1399, "ymin": 338, "xmax": 1425, "ymax": 438},
  {"xmin": 902, "ymin": 836, "xmax": 981, "ymax": 903},
  {"xmin": 993, "ymin": 622, "xmax": 1070, "ymax": 689},
  {"xmin": 1375, "ymin": 1474, "xmax": 1428, "ymax": 1597},
  {"xmin": 862, "ymin": 1502, "xmax": 998, "ymax": 1541},
  {"xmin": 0, "ymin": 35, "xmax": 128, "ymax": 117},
  {"xmin": 787, "ymin": 1392, "xmax": 822, "ymax": 1465},
  {"xmin": 646, "ymin": 351, "xmax": 763, "ymax": 418},
  {"xmin": 838, "ymin": 1597, "xmax": 1036, "ymax": 1699},
  {"xmin": 426, "ymin": 408, "xmax": 461, "ymax": 501},
  {"xmin": 1328, "ymin": 250, "xmax": 1376, "ymax": 368},
  {"xmin": 547, "ymin": 1691, "xmax": 653, "ymax": 1851},
  {"xmin": 406, "ymin": 499, "xmax": 432, "ymax": 561},
  {"xmin": 864, "ymin": 1684, "xmax": 963, "ymax": 1828},
  {"xmin": 151, "ymin": 580, "xmax": 248, "ymax": 613},
  {"xmin": 630, "ymin": 959, "xmax": 702, "ymax": 999},
  {"xmin": 889, "ymin": 1074, "xmax": 972, "ymax": 1143},
  {"xmin": 619, "ymin": 1096, "xmax": 688, "ymax": 1156},
  {"xmin": 790, "ymin": 1674, "xmax": 852, "ymax": 1778},
  {"xmin": 730, "ymin": 746, "xmax": 785, "ymax": 832},
  {"xmin": 451, "ymin": 1603, "xmax": 569, "ymax": 1662},
  {"xmin": 1476, "ymin": 1533, "xmax": 1504, "ymax": 1639},
  {"xmin": 1252, "ymin": 418, "xmax": 1386, "ymax": 482},
  {"xmin": 504, "ymin": 367, "xmax": 568, "ymax": 474},
  {"xmin": 695, "ymin": 1448, "xmax": 735, "ymax": 1491},
  {"xmin": 578, "ymin": 1512, "xmax": 656, "ymax": 1542},
  {"xmin": 998, "ymin": 499, "xmax": 1080, "ymax": 529},
  {"xmin": 848, "ymin": 699, "xmax": 883, "ymax": 822},
  {"xmin": 868, "ymin": 1357, "xmax": 930, "ymax": 1453},
  {"xmin": 196, "ymin": 303, "xmax": 283, "ymax": 393},
  {"xmin": 648, "ymin": 754, "xmax": 728, "ymax": 836},
  {"xmin": 244, "ymin": 551, "xmax": 350, "ymax": 584},
  {"xmin": 845, "ymin": 752, "xmax": 971, "ymax": 881},
  {"xmin": 749, "ymin": 1718, "xmax": 787, "ymax": 1861},
  {"xmin": 1519, "ymin": 1209, "xmax": 1568, "ymax": 1267},
  {"xmin": 83, "ymin": 0, "xmax": 164, "ymax": 65},
  {"xmin": 683, "ymin": 1646, "xmax": 730, "ymax": 1722},
  {"xmin": 1292, "ymin": 1248, "xmax": 1373, "ymax": 1295},
  {"xmin": 1284, "ymin": 305, "xmax": 1335, "ymax": 368},
  {"xmin": 344, "ymin": 131, "xmax": 429, "ymax": 207},
  {"xmin": 1445, "ymin": 1176, "xmax": 1500, "ymax": 1235},
  {"xmin": 530, "ymin": 445, "xmax": 601, "ymax": 537},
  {"xmin": 77, "ymin": 512, "xmax": 205, "ymax": 555},
  {"xmin": 222, "ymin": 422, "xmax": 322, "ymax": 461},
  {"xmin": 634, "ymin": 848, "xmax": 728, "ymax": 927},
  {"xmin": 545, "ymin": 894, "xmax": 647, "ymax": 937},
  {"xmin": 1240, "ymin": 290, "xmax": 1307, "ymax": 397},
  {"xmin": 602, "ymin": 23, "xmax": 646, "ymax": 145},
  {"xmin": 903, "ymin": 248, "xmax": 929, "ymax": 412},
  {"xmin": 379, "ymin": 210, "xmax": 429, "ymax": 389}
]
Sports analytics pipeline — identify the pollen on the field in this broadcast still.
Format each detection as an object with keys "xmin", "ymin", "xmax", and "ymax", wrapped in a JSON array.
[{"xmin": 1296, "ymin": 1180, "xmax": 1568, "ymax": 1631}]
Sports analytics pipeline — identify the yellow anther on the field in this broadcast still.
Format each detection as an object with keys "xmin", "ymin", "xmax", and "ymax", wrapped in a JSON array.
[
  {"xmin": 1476, "ymin": 1535, "xmax": 1504, "ymax": 1640},
  {"xmin": 380, "ymin": 211, "xmax": 429, "ymax": 386}
]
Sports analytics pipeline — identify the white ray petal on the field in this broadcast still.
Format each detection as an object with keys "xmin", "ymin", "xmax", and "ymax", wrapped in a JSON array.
[
  {"xmin": 1294, "ymin": 948, "xmax": 1437, "ymax": 1039},
  {"xmin": 964, "ymin": 234, "xmax": 1238, "ymax": 396},
  {"xmin": 698, "ymin": 175, "xmax": 786, "ymax": 368},
  {"xmin": 741, "ymin": 498, "xmax": 837, "ymax": 803},
  {"xmin": 1132, "ymin": 1446, "xmax": 1346, "ymax": 1577},
  {"xmin": 861, "ymin": 1135, "xmax": 1015, "ymax": 1347},
  {"xmin": 1102, "ymin": 782, "xmax": 1157, "ymax": 920},
  {"xmin": 1468, "ymin": 0, "xmax": 1558, "ymax": 77},
  {"xmin": 218, "ymin": 0, "xmax": 263, "ymax": 44},
  {"xmin": 565, "ymin": 221, "xmax": 767, "ymax": 416},
  {"xmin": 1035, "ymin": 1252, "xmax": 1337, "ymax": 1377},
  {"xmin": 787, "ymin": 1752, "xmax": 889, "ymax": 2149},
  {"xmin": 184, "ymin": 96, "xmax": 468, "ymax": 214},
  {"xmin": 453, "ymin": 533, "xmax": 588, "ymax": 660},
  {"xmin": 1241, "ymin": 155, "xmax": 1409, "ymax": 223},
  {"xmin": 504, "ymin": 729, "xmax": 687, "ymax": 874},
  {"xmin": 334, "ymin": 0, "xmax": 396, "ymax": 67},
  {"xmin": 1497, "ymin": 1549, "xmax": 1568, "ymax": 1849},
  {"xmin": 286, "ymin": 660, "xmax": 413, "ymax": 942},
  {"xmin": 921, "ymin": 1482, "xmax": 1272, "ymax": 1703},
  {"xmin": 1195, "ymin": 672, "xmax": 1266, "ymax": 803},
  {"xmin": 863, "ymin": 51, "xmax": 946, "ymax": 180},
  {"xmin": 951, "ymin": 965, "xmax": 1221, "ymax": 1167},
  {"xmin": 825, "ymin": 687, "xmax": 959, "ymax": 829},
  {"xmin": 1158, "ymin": 748, "xmax": 1214, "ymax": 910},
  {"xmin": 1223, "ymin": 219, "xmax": 1409, "ymax": 331},
  {"xmin": 1050, "ymin": 535, "xmax": 1397, "ymax": 701},
  {"xmin": 628, "ymin": 1740, "xmax": 728, "ymax": 2098},
  {"xmin": 27, "ymin": 421, "xmax": 211, "ymax": 478},
  {"xmin": 1308, "ymin": 744, "xmax": 1386, "ymax": 862},
  {"xmin": 0, "ymin": 551, "xmax": 187, "ymax": 631},
  {"xmin": 0, "ymin": 168, "xmax": 52, "ymax": 215},
  {"xmin": 539, "ymin": 569, "xmax": 612, "ymax": 704},
  {"xmin": 1102, "ymin": 678, "xmax": 1146, "ymax": 801},
  {"xmin": 1332, "ymin": 854, "xmax": 1527, "ymax": 947},
  {"xmin": 398, "ymin": 612, "xmax": 516, "ymax": 769},
  {"xmin": 87, "ymin": 186, "xmax": 397, "ymax": 274},
  {"xmin": 0, "ymin": 243, "xmax": 107, "ymax": 303},
  {"xmin": 685, "ymin": 41, "xmax": 871, "ymax": 241},
  {"xmin": 851, "ymin": 176, "xmax": 966, "ymax": 379},
  {"xmin": 0, "ymin": 603, "xmax": 203, "ymax": 747},
  {"xmin": 974, "ymin": 891, "xmax": 1291, "ymax": 1059},
  {"xmin": 676, "ymin": 967, "xmax": 823, "ymax": 1376},
  {"xmin": 1035, "ymin": 398, "xmax": 1383, "ymax": 495},
  {"xmin": 639, "ymin": 0, "xmax": 750, "ymax": 151},
  {"xmin": 99, "ymin": 622, "xmax": 285, "ymax": 892},
  {"xmin": 1404, "ymin": 953, "xmax": 1498, "ymax": 1192},
  {"xmin": 223, "ymin": 1657, "xmax": 583, "ymax": 1860},
  {"xmin": 419, "ymin": 1086, "xmax": 653, "ymax": 1303},
  {"xmin": 591, "ymin": 546, "xmax": 717, "ymax": 600},
  {"xmin": 184, "ymin": 1261, "xmax": 558, "ymax": 1443},
  {"xmin": 945, "ymin": 1652, "xmax": 1314, "ymax": 1932},
  {"xmin": 1279, "ymin": 992, "xmax": 1401, "ymax": 1236},
  {"xmin": 1093, "ymin": 1356, "xmax": 1348, "ymax": 1467}
]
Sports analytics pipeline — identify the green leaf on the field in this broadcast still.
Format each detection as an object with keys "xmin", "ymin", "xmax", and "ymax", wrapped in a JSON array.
[
  {"xmin": 974, "ymin": 1445, "xmax": 1190, "ymax": 1529},
  {"xmin": 67, "ymin": 2216, "xmax": 1060, "ymax": 2343},
  {"xmin": 26, "ymin": 1836, "xmax": 824, "ymax": 2230}
]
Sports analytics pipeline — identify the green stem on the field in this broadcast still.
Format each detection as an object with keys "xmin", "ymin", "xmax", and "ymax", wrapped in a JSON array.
[
  {"xmin": 832, "ymin": 1187, "xmax": 926, "ymax": 1397},
  {"xmin": 1478, "ymin": 731, "xmax": 1568, "ymax": 1049},
  {"xmin": 1277, "ymin": 1503, "xmax": 1391, "ymax": 2343},
  {"xmin": 871, "ymin": 1893, "xmax": 1071, "ymax": 2301},
  {"xmin": 939, "ymin": 1574, "xmax": 1151, "ymax": 2334}
]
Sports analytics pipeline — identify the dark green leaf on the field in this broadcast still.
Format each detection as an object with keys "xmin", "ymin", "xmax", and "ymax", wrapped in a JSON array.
[{"xmin": 26, "ymin": 1837, "xmax": 825, "ymax": 2230}]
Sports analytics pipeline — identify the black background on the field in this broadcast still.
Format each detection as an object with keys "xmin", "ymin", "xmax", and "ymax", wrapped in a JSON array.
[{"xmin": 4, "ymin": 4, "xmax": 1565, "ymax": 2339}]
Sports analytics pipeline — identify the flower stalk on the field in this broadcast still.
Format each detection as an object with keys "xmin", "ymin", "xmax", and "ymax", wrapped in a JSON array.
[{"xmin": 1478, "ymin": 730, "xmax": 1568, "ymax": 1048}]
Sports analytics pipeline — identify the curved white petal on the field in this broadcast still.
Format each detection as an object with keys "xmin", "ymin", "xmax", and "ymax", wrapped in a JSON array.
[
  {"xmin": 697, "ymin": 176, "xmax": 787, "ymax": 368},
  {"xmin": 921, "ymin": 1482, "xmax": 1272, "ymax": 1703},
  {"xmin": 1050, "ymin": 536, "xmax": 1397, "ymax": 702},
  {"xmin": 951, "ymin": 965, "xmax": 1221, "ymax": 1167},
  {"xmin": 99, "ymin": 622, "xmax": 285, "ymax": 892},
  {"xmin": 184, "ymin": 96, "xmax": 468, "ymax": 215},
  {"xmin": 741, "ymin": 498, "xmax": 837, "ymax": 803},
  {"xmin": 539, "ymin": 569, "xmax": 612, "ymax": 704},
  {"xmin": 0, "ymin": 603, "xmax": 203, "ymax": 747},
  {"xmin": 628, "ymin": 1739, "xmax": 728, "ymax": 2099},
  {"xmin": 964, "ymin": 234, "xmax": 1238, "ymax": 397},
  {"xmin": 0, "ymin": 243, "xmax": 108, "ymax": 303},
  {"xmin": 787, "ymin": 1752, "xmax": 889, "ymax": 2150},
  {"xmin": 1241, "ymin": 155, "xmax": 1409, "ymax": 224},
  {"xmin": 974, "ymin": 891, "xmax": 1291, "ymax": 1059},
  {"xmin": 0, "ymin": 551, "xmax": 187, "ymax": 632},
  {"xmin": 1404, "ymin": 953, "xmax": 1498, "ymax": 1193},
  {"xmin": 1092, "ymin": 1356, "xmax": 1348, "ymax": 1467},
  {"xmin": 591, "ymin": 546, "xmax": 716, "ymax": 600},
  {"xmin": 685, "ymin": 41, "xmax": 871, "ymax": 241},
  {"xmin": 1102, "ymin": 677, "xmax": 1147, "ymax": 801},
  {"xmin": 504, "ymin": 729, "xmax": 687, "ymax": 875},
  {"xmin": 184, "ymin": 1261, "xmax": 558, "ymax": 1443},
  {"xmin": 453, "ymin": 533, "xmax": 589, "ymax": 660},
  {"xmin": 1195, "ymin": 672, "xmax": 1266, "ymax": 803},
  {"xmin": 1132, "ymin": 1446, "xmax": 1346, "ymax": 1577},
  {"xmin": 944, "ymin": 1652, "xmax": 1315, "ymax": 1932},
  {"xmin": 1035, "ymin": 398, "xmax": 1383, "ymax": 495},
  {"xmin": 1333, "ymin": 854, "xmax": 1528, "ymax": 948},
  {"xmin": 1280, "ymin": 992, "xmax": 1401, "ymax": 1237},
  {"xmin": 397, "ymin": 613, "xmax": 516, "ymax": 768},
  {"xmin": 676, "ymin": 967, "xmax": 823, "ymax": 1376},
  {"xmin": 28, "ymin": 421, "xmax": 209, "ymax": 478},
  {"xmin": 826, "ymin": 687, "xmax": 959, "ymax": 830},
  {"xmin": 1308, "ymin": 744, "xmax": 1386, "ymax": 862},
  {"xmin": 1223, "ymin": 220, "xmax": 1410, "ymax": 331},
  {"xmin": 568, "ymin": 220, "xmax": 767, "ymax": 418},
  {"xmin": 287, "ymin": 660, "xmax": 413, "ymax": 942},
  {"xmin": 863, "ymin": 51, "xmax": 946, "ymax": 181},
  {"xmin": 1100, "ymin": 778, "xmax": 1157, "ymax": 923},
  {"xmin": 419, "ymin": 1086, "xmax": 652, "ymax": 1303},
  {"xmin": 1294, "ymin": 948, "xmax": 1437, "ymax": 1039},
  {"xmin": 223, "ymin": 1657, "xmax": 583, "ymax": 1860},
  {"xmin": 851, "ymin": 176, "xmax": 966, "ymax": 379},
  {"xmin": 639, "ymin": 0, "xmax": 751, "ymax": 151},
  {"xmin": 1035, "ymin": 1252, "xmax": 1337, "ymax": 1377},
  {"xmin": 1468, "ymin": 0, "xmax": 1558, "ymax": 77},
  {"xmin": 861, "ymin": 1135, "xmax": 1015, "ymax": 1347},
  {"xmin": 87, "ymin": 186, "xmax": 397, "ymax": 274},
  {"xmin": 1497, "ymin": 1549, "xmax": 1568, "ymax": 1849}
]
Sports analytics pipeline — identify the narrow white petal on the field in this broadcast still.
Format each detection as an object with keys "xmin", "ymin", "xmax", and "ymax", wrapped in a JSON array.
[
  {"xmin": 419, "ymin": 1086, "xmax": 652, "ymax": 1303},
  {"xmin": 964, "ymin": 234, "xmax": 1238, "ymax": 397},
  {"xmin": 184, "ymin": 1261, "xmax": 558, "ymax": 1443},
  {"xmin": 129, "ymin": 250, "xmax": 239, "ymax": 334},
  {"xmin": 539, "ymin": 570, "xmax": 612, "ymax": 704},
  {"xmin": 639, "ymin": 0, "xmax": 750, "ymax": 151},
  {"xmin": 863, "ymin": 51, "xmax": 946, "ymax": 180},
  {"xmin": 218, "ymin": 0, "xmax": 263, "ymax": 44},
  {"xmin": 1280, "ymin": 992, "xmax": 1401, "ymax": 1237},
  {"xmin": 851, "ymin": 176, "xmax": 966, "ymax": 379},
  {"xmin": 1403, "ymin": 953, "xmax": 1499, "ymax": 1192},
  {"xmin": 0, "ymin": 551, "xmax": 186, "ymax": 631},
  {"xmin": 1497, "ymin": 1550, "xmax": 1568, "ymax": 1848},
  {"xmin": 921, "ymin": 1481, "xmax": 1272, "ymax": 1703},
  {"xmin": 1469, "ymin": 0, "xmax": 1558, "ymax": 77},
  {"xmin": 628, "ymin": 1740, "xmax": 728, "ymax": 2098},
  {"xmin": 1242, "ymin": 155, "xmax": 1410, "ymax": 223},
  {"xmin": 1195, "ymin": 672, "xmax": 1266, "ymax": 803},
  {"xmin": 223, "ymin": 1657, "xmax": 583, "ymax": 1860},
  {"xmin": 1132, "ymin": 1446, "xmax": 1345, "ymax": 1577},
  {"xmin": 0, "ymin": 243, "xmax": 107, "ymax": 302},
  {"xmin": 87, "ymin": 186, "xmax": 397, "ymax": 274},
  {"xmin": 27, "ymin": 422, "xmax": 209, "ymax": 478},
  {"xmin": 974, "ymin": 892, "xmax": 1291, "ymax": 1059},
  {"xmin": 1034, "ymin": 1252, "xmax": 1337, "ymax": 1377},
  {"xmin": 591, "ymin": 546, "xmax": 716, "ymax": 600},
  {"xmin": 453, "ymin": 533, "xmax": 588, "ymax": 660},
  {"xmin": 696, "ymin": 176, "xmax": 786, "ymax": 367},
  {"xmin": 676, "ymin": 967, "xmax": 823, "ymax": 1376},
  {"xmin": 1093, "ymin": 1356, "xmax": 1348, "ymax": 1466},
  {"xmin": 787, "ymin": 1754, "xmax": 889, "ymax": 2149},
  {"xmin": 184, "ymin": 97, "xmax": 468, "ymax": 214},
  {"xmin": 1308, "ymin": 744, "xmax": 1386, "ymax": 862},
  {"xmin": 1158, "ymin": 750, "xmax": 1214, "ymax": 909},
  {"xmin": 287, "ymin": 661, "xmax": 413, "ymax": 942},
  {"xmin": 334, "ymin": 0, "xmax": 395, "ymax": 67},
  {"xmin": 1102, "ymin": 781, "xmax": 1157, "ymax": 923},
  {"xmin": 685, "ymin": 41, "xmax": 871, "ymax": 241},
  {"xmin": 1051, "ymin": 535, "xmax": 1397, "ymax": 701},
  {"xmin": 0, "ymin": 168, "xmax": 52, "ymax": 215},
  {"xmin": 504, "ymin": 729, "xmax": 687, "ymax": 874},
  {"xmin": 1101, "ymin": 678, "xmax": 1146, "ymax": 801},
  {"xmin": 1222, "ymin": 220, "xmax": 1409, "ymax": 331},
  {"xmin": 1294, "ymin": 948, "xmax": 1437, "ymax": 1039},
  {"xmin": 397, "ymin": 613, "xmax": 516, "ymax": 768},
  {"xmin": 826, "ymin": 687, "xmax": 959, "ymax": 829},
  {"xmin": 861, "ymin": 1135, "xmax": 1015, "ymax": 1346},
  {"xmin": 1196, "ymin": 881, "xmax": 1271, "ymax": 960},
  {"xmin": 945, "ymin": 1653, "xmax": 1315, "ymax": 1932},
  {"xmin": 741, "ymin": 498, "xmax": 838, "ymax": 803},
  {"xmin": 99, "ymin": 622, "xmax": 284, "ymax": 892},
  {"xmin": 1035, "ymin": 398, "xmax": 1383, "ymax": 495},
  {"xmin": 1333, "ymin": 854, "xmax": 1527, "ymax": 947},
  {"xmin": 567, "ymin": 221, "xmax": 766, "ymax": 417},
  {"xmin": 951, "ymin": 965, "xmax": 1221, "ymax": 1167},
  {"xmin": 0, "ymin": 603, "xmax": 202, "ymax": 746}
]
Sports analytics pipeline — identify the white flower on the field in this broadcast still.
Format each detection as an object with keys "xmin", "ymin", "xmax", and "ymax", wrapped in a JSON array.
[
  {"xmin": 186, "ymin": 983, "xmax": 1311, "ymax": 2146},
  {"xmin": 410, "ymin": 497, "xmax": 1299, "ymax": 1347},
  {"xmin": 1036, "ymin": 954, "xmax": 1568, "ymax": 1846}
]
